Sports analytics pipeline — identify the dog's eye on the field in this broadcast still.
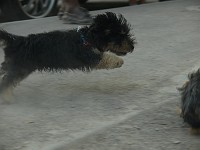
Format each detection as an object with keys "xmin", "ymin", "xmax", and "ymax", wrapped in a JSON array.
[
  {"xmin": 105, "ymin": 29, "xmax": 111, "ymax": 35},
  {"xmin": 121, "ymin": 29, "xmax": 130, "ymax": 35},
  {"xmin": 121, "ymin": 31, "xmax": 126, "ymax": 35}
]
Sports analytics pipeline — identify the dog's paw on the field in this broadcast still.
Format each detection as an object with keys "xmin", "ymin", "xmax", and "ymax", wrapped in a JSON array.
[
  {"xmin": 176, "ymin": 107, "xmax": 182, "ymax": 115},
  {"xmin": 108, "ymin": 56, "xmax": 124, "ymax": 69},
  {"xmin": 96, "ymin": 52, "xmax": 124, "ymax": 69},
  {"xmin": 190, "ymin": 128, "xmax": 200, "ymax": 135},
  {"xmin": 0, "ymin": 87, "xmax": 14, "ymax": 104}
]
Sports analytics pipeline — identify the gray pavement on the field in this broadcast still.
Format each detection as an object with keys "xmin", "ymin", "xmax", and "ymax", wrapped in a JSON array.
[{"xmin": 0, "ymin": 0, "xmax": 200, "ymax": 150}]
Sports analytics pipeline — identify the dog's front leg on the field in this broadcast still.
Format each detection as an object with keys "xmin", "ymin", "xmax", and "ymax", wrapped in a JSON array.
[{"xmin": 95, "ymin": 52, "xmax": 124, "ymax": 69}]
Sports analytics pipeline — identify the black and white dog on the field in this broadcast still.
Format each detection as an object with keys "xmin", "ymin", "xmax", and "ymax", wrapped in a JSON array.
[{"xmin": 0, "ymin": 12, "xmax": 135, "ymax": 101}]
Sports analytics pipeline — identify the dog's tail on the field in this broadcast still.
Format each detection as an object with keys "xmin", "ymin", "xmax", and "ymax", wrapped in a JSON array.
[{"xmin": 0, "ymin": 29, "xmax": 23, "ymax": 46}]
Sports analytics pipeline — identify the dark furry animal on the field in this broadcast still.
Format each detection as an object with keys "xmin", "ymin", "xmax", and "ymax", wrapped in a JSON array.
[
  {"xmin": 179, "ymin": 69, "xmax": 200, "ymax": 131},
  {"xmin": 0, "ymin": 12, "xmax": 135, "ymax": 99}
]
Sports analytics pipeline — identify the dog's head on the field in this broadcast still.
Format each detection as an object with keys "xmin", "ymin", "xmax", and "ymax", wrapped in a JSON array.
[{"xmin": 88, "ymin": 12, "xmax": 135, "ymax": 56}]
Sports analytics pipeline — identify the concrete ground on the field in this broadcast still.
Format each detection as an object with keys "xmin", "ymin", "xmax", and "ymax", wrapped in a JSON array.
[{"xmin": 0, "ymin": 0, "xmax": 200, "ymax": 150}]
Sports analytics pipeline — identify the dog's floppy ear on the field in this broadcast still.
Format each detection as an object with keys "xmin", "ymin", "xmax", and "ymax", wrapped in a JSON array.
[{"xmin": 89, "ymin": 25, "xmax": 111, "ymax": 36}]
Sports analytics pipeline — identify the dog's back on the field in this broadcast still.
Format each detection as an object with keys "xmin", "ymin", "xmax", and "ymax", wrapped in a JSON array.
[{"xmin": 0, "ymin": 29, "xmax": 101, "ymax": 71}]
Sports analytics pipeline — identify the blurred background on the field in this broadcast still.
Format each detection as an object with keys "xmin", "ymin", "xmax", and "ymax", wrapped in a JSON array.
[{"xmin": 0, "ymin": 0, "xmax": 170, "ymax": 23}]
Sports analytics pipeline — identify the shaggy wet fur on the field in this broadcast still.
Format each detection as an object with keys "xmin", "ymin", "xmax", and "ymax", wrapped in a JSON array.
[
  {"xmin": 179, "ymin": 69, "xmax": 200, "ymax": 131},
  {"xmin": 0, "ymin": 12, "xmax": 135, "ymax": 100}
]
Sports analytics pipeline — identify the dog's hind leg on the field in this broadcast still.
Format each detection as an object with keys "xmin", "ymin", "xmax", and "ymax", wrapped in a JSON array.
[
  {"xmin": 0, "ymin": 67, "xmax": 5, "ymax": 77},
  {"xmin": 0, "ymin": 67, "xmax": 32, "ymax": 103},
  {"xmin": 0, "ymin": 58, "xmax": 12, "ymax": 77},
  {"xmin": 95, "ymin": 52, "xmax": 124, "ymax": 70},
  {"xmin": 0, "ymin": 62, "xmax": 7, "ymax": 77}
]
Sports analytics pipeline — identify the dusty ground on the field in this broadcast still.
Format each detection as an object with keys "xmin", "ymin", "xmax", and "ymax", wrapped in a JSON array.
[{"xmin": 0, "ymin": 0, "xmax": 200, "ymax": 150}]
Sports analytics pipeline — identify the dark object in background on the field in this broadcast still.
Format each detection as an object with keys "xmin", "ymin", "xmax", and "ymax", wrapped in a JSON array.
[
  {"xmin": 179, "ymin": 69, "xmax": 200, "ymax": 134},
  {"xmin": 79, "ymin": 0, "xmax": 88, "ymax": 4},
  {"xmin": 0, "ymin": 0, "xmax": 90, "ymax": 22},
  {"xmin": 0, "ymin": 0, "xmax": 167, "ymax": 23},
  {"xmin": 58, "ymin": 0, "xmax": 92, "ymax": 24},
  {"xmin": 0, "ymin": 0, "xmax": 58, "ymax": 22}
]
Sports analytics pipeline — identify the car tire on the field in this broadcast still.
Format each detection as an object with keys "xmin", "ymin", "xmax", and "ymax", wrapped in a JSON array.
[
  {"xmin": 79, "ymin": 0, "xmax": 88, "ymax": 4},
  {"xmin": 1, "ymin": 0, "xmax": 57, "ymax": 21}
]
